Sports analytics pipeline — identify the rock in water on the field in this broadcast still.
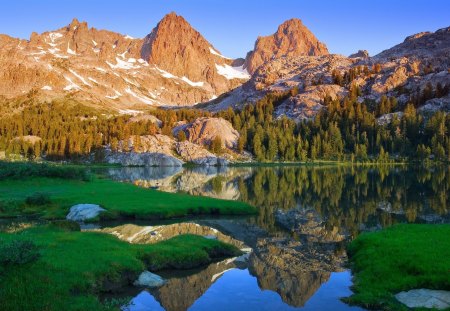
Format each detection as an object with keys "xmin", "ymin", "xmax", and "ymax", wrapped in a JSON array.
[
  {"xmin": 66, "ymin": 204, "xmax": 106, "ymax": 221},
  {"xmin": 134, "ymin": 271, "xmax": 166, "ymax": 288},
  {"xmin": 395, "ymin": 289, "xmax": 450, "ymax": 309}
]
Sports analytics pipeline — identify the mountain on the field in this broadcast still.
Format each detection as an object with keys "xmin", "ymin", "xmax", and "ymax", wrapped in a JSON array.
[
  {"xmin": 205, "ymin": 26, "xmax": 450, "ymax": 119},
  {"xmin": 0, "ymin": 14, "xmax": 250, "ymax": 111},
  {"xmin": 0, "ymin": 14, "xmax": 448, "ymax": 119},
  {"xmin": 243, "ymin": 18, "xmax": 329, "ymax": 75},
  {"xmin": 141, "ymin": 12, "xmax": 248, "ymax": 98}
]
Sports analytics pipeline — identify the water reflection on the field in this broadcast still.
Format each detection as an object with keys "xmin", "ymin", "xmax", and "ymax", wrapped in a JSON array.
[
  {"xmin": 107, "ymin": 165, "xmax": 450, "ymax": 235},
  {"xmin": 124, "ymin": 269, "xmax": 364, "ymax": 311},
  {"xmin": 108, "ymin": 165, "xmax": 450, "ymax": 311}
]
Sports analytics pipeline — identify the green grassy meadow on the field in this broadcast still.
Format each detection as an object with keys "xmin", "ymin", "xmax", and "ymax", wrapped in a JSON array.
[{"xmin": 346, "ymin": 224, "xmax": 450, "ymax": 310}]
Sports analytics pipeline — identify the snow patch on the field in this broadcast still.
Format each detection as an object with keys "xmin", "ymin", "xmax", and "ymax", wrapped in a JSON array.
[
  {"xmin": 92, "ymin": 40, "xmax": 97, "ymax": 46},
  {"xmin": 181, "ymin": 76, "xmax": 205, "ymax": 87},
  {"xmin": 67, "ymin": 43, "xmax": 76, "ymax": 55},
  {"xmin": 125, "ymin": 87, "xmax": 155, "ymax": 105},
  {"xmin": 119, "ymin": 109, "xmax": 142, "ymax": 115},
  {"xmin": 88, "ymin": 77, "xmax": 99, "ymax": 84},
  {"xmin": 124, "ymin": 77, "xmax": 140, "ymax": 87},
  {"xmin": 106, "ymin": 57, "xmax": 139, "ymax": 70},
  {"xmin": 155, "ymin": 67, "xmax": 205, "ymax": 87},
  {"xmin": 155, "ymin": 66, "xmax": 177, "ymax": 79},
  {"xmin": 124, "ymin": 35, "xmax": 134, "ymax": 40},
  {"xmin": 69, "ymin": 69, "xmax": 91, "ymax": 86},
  {"xmin": 29, "ymin": 51, "xmax": 47, "ymax": 56},
  {"xmin": 96, "ymin": 67, "xmax": 107, "ymax": 73},
  {"xmin": 41, "ymin": 85, "xmax": 52, "ymax": 91},
  {"xmin": 92, "ymin": 47, "xmax": 100, "ymax": 53},
  {"xmin": 63, "ymin": 77, "xmax": 81, "ymax": 91},
  {"xmin": 209, "ymin": 47, "xmax": 231, "ymax": 59},
  {"xmin": 106, "ymin": 90, "xmax": 122, "ymax": 99},
  {"xmin": 118, "ymin": 50, "xmax": 127, "ymax": 59},
  {"xmin": 48, "ymin": 32, "xmax": 63, "ymax": 43},
  {"xmin": 215, "ymin": 64, "xmax": 250, "ymax": 80}
]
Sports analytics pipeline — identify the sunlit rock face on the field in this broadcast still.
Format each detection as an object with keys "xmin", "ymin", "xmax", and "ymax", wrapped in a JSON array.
[
  {"xmin": 207, "ymin": 27, "xmax": 450, "ymax": 120},
  {"xmin": 244, "ymin": 18, "xmax": 329, "ymax": 75},
  {"xmin": 0, "ymin": 13, "xmax": 249, "ymax": 110}
]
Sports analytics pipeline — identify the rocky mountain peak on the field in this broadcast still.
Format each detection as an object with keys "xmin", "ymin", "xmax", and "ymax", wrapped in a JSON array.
[
  {"xmin": 244, "ymin": 18, "xmax": 329, "ymax": 74},
  {"xmin": 141, "ymin": 12, "xmax": 248, "ymax": 96}
]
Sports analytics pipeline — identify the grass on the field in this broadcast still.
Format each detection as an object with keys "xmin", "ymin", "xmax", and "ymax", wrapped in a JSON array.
[
  {"xmin": 0, "ymin": 225, "xmax": 242, "ymax": 311},
  {"xmin": 345, "ymin": 224, "xmax": 450, "ymax": 310},
  {"xmin": 0, "ymin": 176, "xmax": 256, "ymax": 219},
  {"xmin": 0, "ymin": 161, "xmax": 90, "ymax": 181}
]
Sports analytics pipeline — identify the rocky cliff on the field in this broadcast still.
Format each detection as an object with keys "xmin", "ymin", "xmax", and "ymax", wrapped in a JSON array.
[
  {"xmin": 206, "ymin": 27, "xmax": 450, "ymax": 120},
  {"xmin": 0, "ymin": 14, "xmax": 249, "ymax": 110},
  {"xmin": 244, "ymin": 18, "xmax": 329, "ymax": 75}
]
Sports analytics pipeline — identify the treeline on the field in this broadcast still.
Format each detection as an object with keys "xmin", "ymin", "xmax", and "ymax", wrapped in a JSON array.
[
  {"xmin": 0, "ymin": 102, "xmax": 208, "ymax": 160},
  {"xmin": 232, "ymin": 166, "xmax": 449, "ymax": 235},
  {"xmin": 217, "ymin": 89, "xmax": 450, "ymax": 162},
  {"xmin": 0, "ymin": 87, "xmax": 449, "ymax": 162}
]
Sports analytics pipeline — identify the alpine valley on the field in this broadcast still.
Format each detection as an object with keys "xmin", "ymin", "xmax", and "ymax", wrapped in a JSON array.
[{"xmin": 0, "ymin": 12, "xmax": 449, "ymax": 164}]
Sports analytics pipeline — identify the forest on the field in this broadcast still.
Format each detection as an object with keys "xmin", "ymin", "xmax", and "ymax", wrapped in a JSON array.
[{"xmin": 0, "ymin": 83, "xmax": 449, "ymax": 162}]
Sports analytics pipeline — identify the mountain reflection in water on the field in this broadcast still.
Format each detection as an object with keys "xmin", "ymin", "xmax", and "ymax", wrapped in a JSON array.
[{"xmin": 107, "ymin": 165, "xmax": 449, "ymax": 311}]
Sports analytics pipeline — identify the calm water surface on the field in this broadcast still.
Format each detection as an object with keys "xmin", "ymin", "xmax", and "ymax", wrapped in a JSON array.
[{"xmin": 102, "ymin": 165, "xmax": 449, "ymax": 311}]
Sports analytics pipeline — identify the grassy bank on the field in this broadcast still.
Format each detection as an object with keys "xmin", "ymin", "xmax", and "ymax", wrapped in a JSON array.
[
  {"xmin": 0, "ymin": 225, "xmax": 241, "ymax": 311},
  {"xmin": 0, "ymin": 162, "xmax": 256, "ymax": 220},
  {"xmin": 345, "ymin": 224, "xmax": 450, "ymax": 310}
]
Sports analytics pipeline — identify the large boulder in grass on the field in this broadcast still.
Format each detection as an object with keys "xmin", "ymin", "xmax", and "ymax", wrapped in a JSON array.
[
  {"xmin": 134, "ymin": 271, "xmax": 166, "ymax": 288},
  {"xmin": 66, "ymin": 204, "xmax": 106, "ymax": 221},
  {"xmin": 395, "ymin": 289, "xmax": 450, "ymax": 309}
]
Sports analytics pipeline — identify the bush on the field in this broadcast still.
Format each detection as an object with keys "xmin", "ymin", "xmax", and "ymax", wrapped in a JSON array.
[
  {"xmin": 25, "ymin": 192, "xmax": 51, "ymax": 205},
  {"xmin": 0, "ymin": 239, "xmax": 40, "ymax": 266}
]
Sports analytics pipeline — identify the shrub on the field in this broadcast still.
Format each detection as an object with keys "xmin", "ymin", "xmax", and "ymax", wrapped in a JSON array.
[
  {"xmin": 25, "ymin": 192, "xmax": 51, "ymax": 205},
  {"xmin": 0, "ymin": 239, "xmax": 40, "ymax": 266}
]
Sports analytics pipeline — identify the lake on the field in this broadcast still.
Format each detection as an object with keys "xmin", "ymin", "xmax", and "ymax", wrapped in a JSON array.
[{"xmin": 101, "ymin": 165, "xmax": 449, "ymax": 311}]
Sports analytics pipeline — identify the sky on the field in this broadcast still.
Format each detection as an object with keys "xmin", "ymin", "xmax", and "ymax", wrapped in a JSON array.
[{"xmin": 1, "ymin": 0, "xmax": 449, "ymax": 58}]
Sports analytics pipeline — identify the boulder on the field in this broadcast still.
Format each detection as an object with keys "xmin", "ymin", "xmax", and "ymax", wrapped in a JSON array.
[
  {"xmin": 66, "ymin": 204, "xmax": 105, "ymax": 221},
  {"xmin": 106, "ymin": 152, "xmax": 184, "ymax": 167},
  {"xmin": 349, "ymin": 50, "xmax": 369, "ymax": 58},
  {"xmin": 395, "ymin": 289, "xmax": 450, "ymax": 309},
  {"xmin": 133, "ymin": 271, "xmax": 166, "ymax": 288},
  {"xmin": 173, "ymin": 117, "xmax": 239, "ymax": 149},
  {"xmin": 176, "ymin": 140, "xmax": 229, "ymax": 166}
]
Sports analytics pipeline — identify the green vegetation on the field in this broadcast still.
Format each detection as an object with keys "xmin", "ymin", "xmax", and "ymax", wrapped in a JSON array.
[
  {"xmin": 217, "ymin": 89, "xmax": 450, "ymax": 162},
  {"xmin": 232, "ymin": 165, "xmax": 449, "ymax": 234},
  {"xmin": 0, "ymin": 161, "xmax": 90, "ymax": 181},
  {"xmin": 0, "ymin": 162, "xmax": 256, "ymax": 220},
  {"xmin": 345, "ymin": 224, "xmax": 450, "ymax": 310},
  {"xmin": 1, "ymin": 85, "xmax": 448, "ymax": 163},
  {"xmin": 0, "ymin": 225, "xmax": 241, "ymax": 311}
]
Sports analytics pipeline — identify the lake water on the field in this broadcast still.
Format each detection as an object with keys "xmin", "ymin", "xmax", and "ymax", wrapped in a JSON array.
[{"xmin": 102, "ymin": 165, "xmax": 449, "ymax": 311}]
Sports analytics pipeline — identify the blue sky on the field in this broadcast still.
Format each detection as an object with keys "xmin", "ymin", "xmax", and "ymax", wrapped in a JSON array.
[{"xmin": 1, "ymin": 0, "xmax": 449, "ymax": 58}]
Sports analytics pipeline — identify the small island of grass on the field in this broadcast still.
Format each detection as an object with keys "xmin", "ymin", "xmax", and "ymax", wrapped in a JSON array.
[
  {"xmin": 0, "ymin": 225, "xmax": 241, "ymax": 311},
  {"xmin": 345, "ymin": 224, "xmax": 450, "ymax": 310}
]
